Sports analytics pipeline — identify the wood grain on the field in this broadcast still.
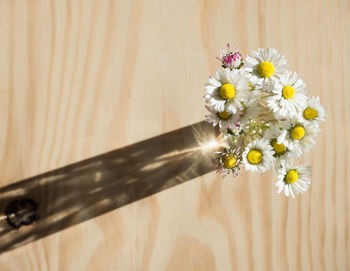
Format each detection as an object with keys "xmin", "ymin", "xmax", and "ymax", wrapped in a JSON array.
[{"xmin": 0, "ymin": 0, "xmax": 349, "ymax": 270}]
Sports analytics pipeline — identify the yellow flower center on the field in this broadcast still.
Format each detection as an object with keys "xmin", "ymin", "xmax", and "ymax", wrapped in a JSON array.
[
  {"xmin": 248, "ymin": 82, "xmax": 254, "ymax": 91},
  {"xmin": 272, "ymin": 140, "xmax": 286, "ymax": 155},
  {"xmin": 257, "ymin": 61, "xmax": 275, "ymax": 78},
  {"xmin": 224, "ymin": 156, "xmax": 236, "ymax": 169},
  {"xmin": 247, "ymin": 149, "xmax": 262, "ymax": 164},
  {"xmin": 285, "ymin": 169, "xmax": 299, "ymax": 184},
  {"xmin": 303, "ymin": 107, "xmax": 318, "ymax": 120},
  {"xmin": 218, "ymin": 110, "xmax": 231, "ymax": 120},
  {"xmin": 282, "ymin": 85, "xmax": 295, "ymax": 99},
  {"xmin": 219, "ymin": 84, "xmax": 236, "ymax": 99},
  {"xmin": 290, "ymin": 125, "xmax": 305, "ymax": 140}
]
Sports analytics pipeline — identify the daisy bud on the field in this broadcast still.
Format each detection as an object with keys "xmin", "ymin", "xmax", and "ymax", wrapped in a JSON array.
[{"xmin": 217, "ymin": 43, "xmax": 243, "ymax": 69}]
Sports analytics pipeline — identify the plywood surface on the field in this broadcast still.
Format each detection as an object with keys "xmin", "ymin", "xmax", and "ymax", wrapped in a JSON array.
[{"xmin": 0, "ymin": 0, "xmax": 349, "ymax": 270}]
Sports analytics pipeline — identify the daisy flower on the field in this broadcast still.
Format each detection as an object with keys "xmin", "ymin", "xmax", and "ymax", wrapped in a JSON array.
[
  {"xmin": 245, "ymin": 48, "xmax": 288, "ymax": 87},
  {"xmin": 205, "ymin": 69, "xmax": 250, "ymax": 113},
  {"xmin": 205, "ymin": 105, "xmax": 240, "ymax": 131},
  {"xmin": 238, "ymin": 98, "xmax": 261, "ymax": 128},
  {"xmin": 276, "ymin": 161, "xmax": 311, "ymax": 198},
  {"xmin": 264, "ymin": 123, "xmax": 297, "ymax": 167},
  {"xmin": 242, "ymin": 138, "xmax": 275, "ymax": 173},
  {"xmin": 226, "ymin": 125, "xmax": 243, "ymax": 136},
  {"xmin": 277, "ymin": 118, "xmax": 320, "ymax": 157},
  {"xmin": 266, "ymin": 71, "xmax": 308, "ymax": 118},
  {"xmin": 222, "ymin": 120, "xmax": 246, "ymax": 137},
  {"xmin": 245, "ymin": 71, "xmax": 264, "ymax": 98},
  {"xmin": 216, "ymin": 148, "xmax": 242, "ymax": 177},
  {"xmin": 216, "ymin": 43, "xmax": 243, "ymax": 69},
  {"xmin": 299, "ymin": 96, "xmax": 327, "ymax": 127}
]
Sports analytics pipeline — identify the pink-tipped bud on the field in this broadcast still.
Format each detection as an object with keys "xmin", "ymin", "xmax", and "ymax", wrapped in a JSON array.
[{"xmin": 217, "ymin": 44, "xmax": 243, "ymax": 69}]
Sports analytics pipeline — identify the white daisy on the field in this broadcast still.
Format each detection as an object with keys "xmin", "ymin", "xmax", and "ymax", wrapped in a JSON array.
[
  {"xmin": 245, "ymin": 48, "xmax": 288, "ymax": 87},
  {"xmin": 205, "ymin": 105, "xmax": 240, "ymax": 131},
  {"xmin": 244, "ymin": 69, "xmax": 264, "ymax": 97},
  {"xmin": 266, "ymin": 71, "xmax": 308, "ymax": 118},
  {"xmin": 242, "ymin": 138, "xmax": 275, "ymax": 173},
  {"xmin": 276, "ymin": 160, "xmax": 311, "ymax": 198},
  {"xmin": 238, "ymin": 98, "xmax": 261, "ymax": 128},
  {"xmin": 264, "ymin": 123, "xmax": 297, "ymax": 168},
  {"xmin": 226, "ymin": 124, "xmax": 243, "ymax": 136},
  {"xmin": 277, "ymin": 118, "xmax": 320, "ymax": 157},
  {"xmin": 205, "ymin": 69, "xmax": 250, "ymax": 113},
  {"xmin": 299, "ymin": 96, "xmax": 327, "ymax": 127},
  {"xmin": 216, "ymin": 147, "xmax": 242, "ymax": 177}
]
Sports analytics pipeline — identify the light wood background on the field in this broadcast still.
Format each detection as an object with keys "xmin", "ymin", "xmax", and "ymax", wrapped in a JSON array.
[{"xmin": 0, "ymin": 0, "xmax": 349, "ymax": 270}]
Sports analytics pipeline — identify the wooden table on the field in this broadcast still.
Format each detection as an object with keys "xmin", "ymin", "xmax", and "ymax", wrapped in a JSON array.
[{"xmin": 0, "ymin": 0, "xmax": 349, "ymax": 270}]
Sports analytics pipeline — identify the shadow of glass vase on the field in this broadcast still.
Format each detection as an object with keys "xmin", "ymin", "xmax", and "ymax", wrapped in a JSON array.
[{"xmin": 0, "ymin": 120, "xmax": 222, "ymax": 254}]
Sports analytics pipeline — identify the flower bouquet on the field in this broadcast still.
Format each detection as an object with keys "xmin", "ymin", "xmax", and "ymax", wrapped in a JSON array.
[{"xmin": 204, "ymin": 45, "xmax": 326, "ymax": 198}]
